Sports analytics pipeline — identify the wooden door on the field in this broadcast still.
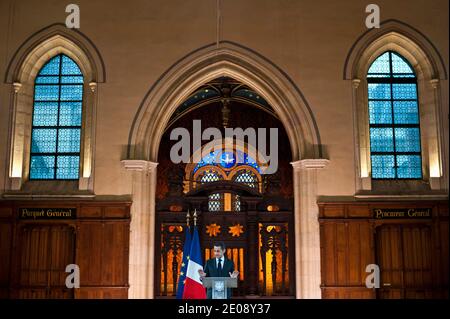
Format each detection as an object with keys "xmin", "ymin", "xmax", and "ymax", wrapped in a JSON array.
[
  {"xmin": 17, "ymin": 224, "xmax": 75, "ymax": 299},
  {"xmin": 376, "ymin": 224, "xmax": 433, "ymax": 299}
]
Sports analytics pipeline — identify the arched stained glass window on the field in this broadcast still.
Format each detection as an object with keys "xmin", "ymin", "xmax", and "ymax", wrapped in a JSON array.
[
  {"xmin": 193, "ymin": 149, "xmax": 260, "ymax": 174},
  {"xmin": 199, "ymin": 169, "xmax": 222, "ymax": 183},
  {"xmin": 233, "ymin": 169, "xmax": 258, "ymax": 188},
  {"xmin": 208, "ymin": 193, "xmax": 223, "ymax": 212},
  {"xmin": 192, "ymin": 147, "xmax": 263, "ymax": 212},
  {"xmin": 367, "ymin": 51, "xmax": 422, "ymax": 179},
  {"xmin": 30, "ymin": 54, "xmax": 83, "ymax": 180},
  {"xmin": 198, "ymin": 170, "xmax": 223, "ymax": 211}
]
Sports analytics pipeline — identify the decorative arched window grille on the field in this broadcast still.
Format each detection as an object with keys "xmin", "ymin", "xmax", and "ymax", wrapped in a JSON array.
[
  {"xmin": 198, "ymin": 170, "xmax": 223, "ymax": 211},
  {"xmin": 233, "ymin": 169, "xmax": 258, "ymax": 188},
  {"xmin": 198, "ymin": 169, "xmax": 222, "ymax": 183},
  {"xmin": 367, "ymin": 51, "xmax": 422, "ymax": 179},
  {"xmin": 191, "ymin": 148, "xmax": 262, "ymax": 212},
  {"xmin": 29, "ymin": 54, "xmax": 83, "ymax": 180}
]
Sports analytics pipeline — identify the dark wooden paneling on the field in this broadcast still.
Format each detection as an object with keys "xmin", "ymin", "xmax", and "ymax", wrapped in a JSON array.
[
  {"xmin": 348, "ymin": 205, "xmax": 370, "ymax": 218},
  {"xmin": 104, "ymin": 206, "xmax": 128, "ymax": 218},
  {"xmin": 77, "ymin": 222, "xmax": 103, "ymax": 285},
  {"xmin": 0, "ymin": 222, "xmax": 13, "ymax": 290},
  {"xmin": 77, "ymin": 221, "xmax": 129, "ymax": 287},
  {"xmin": 0, "ymin": 206, "xmax": 13, "ymax": 218},
  {"xmin": 0, "ymin": 200, "xmax": 131, "ymax": 299},
  {"xmin": 321, "ymin": 205, "xmax": 345, "ymax": 218},
  {"xmin": 79, "ymin": 206, "xmax": 102, "ymax": 218},
  {"xmin": 376, "ymin": 225, "xmax": 434, "ymax": 299},
  {"xmin": 319, "ymin": 200, "xmax": 448, "ymax": 299},
  {"xmin": 16, "ymin": 224, "xmax": 75, "ymax": 299},
  {"xmin": 320, "ymin": 221, "xmax": 373, "ymax": 289},
  {"xmin": 76, "ymin": 287, "xmax": 128, "ymax": 299},
  {"xmin": 439, "ymin": 221, "xmax": 449, "ymax": 291},
  {"xmin": 321, "ymin": 287, "xmax": 374, "ymax": 299}
]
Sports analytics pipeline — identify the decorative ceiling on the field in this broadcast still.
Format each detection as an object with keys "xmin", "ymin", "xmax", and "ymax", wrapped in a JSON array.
[{"xmin": 166, "ymin": 77, "xmax": 277, "ymax": 129}]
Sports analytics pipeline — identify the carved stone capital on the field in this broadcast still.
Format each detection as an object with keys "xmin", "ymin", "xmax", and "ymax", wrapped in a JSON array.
[
  {"xmin": 121, "ymin": 160, "xmax": 158, "ymax": 172},
  {"xmin": 13, "ymin": 82, "xmax": 22, "ymax": 93},
  {"xmin": 89, "ymin": 82, "xmax": 97, "ymax": 93},
  {"xmin": 430, "ymin": 79, "xmax": 439, "ymax": 89},
  {"xmin": 352, "ymin": 78, "xmax": 361, "ymax": 89},
  {"xmin": 291, "ymin": 159, "xmax": 330, "ymax": 171}
]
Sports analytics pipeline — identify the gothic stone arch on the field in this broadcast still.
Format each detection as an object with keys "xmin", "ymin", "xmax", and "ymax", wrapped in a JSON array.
[{"xmin": 122, "ymin": 41, "xmax": 329, "ymax": 299}]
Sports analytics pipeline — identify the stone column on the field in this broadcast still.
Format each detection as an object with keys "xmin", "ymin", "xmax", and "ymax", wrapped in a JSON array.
[
  {"xmin": 9, "ymin": 82, "xmax": 23, "ymax": 190},
  {"xmin": 291, "ymin": 159, "xmax": 329, "ymax": 299},
  {"xmin": 122, "ymin": 160, "xmax": 158, "ymax": 299},
  {"xmin": 430, "ymin": 79, "xmax": 446, "ymax": 190},
  {"xmin": 79, "ymin": 82, "xmax": 98, "ymax": 191},
  {"xmin": 352, "ymin": 78, "xmax": 371, "ymax": 191}
]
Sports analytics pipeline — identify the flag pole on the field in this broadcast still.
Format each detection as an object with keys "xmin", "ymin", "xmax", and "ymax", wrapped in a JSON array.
[
  {"xmin": 186, "ymin": 209, "xmax": 190, "ymax": 227},
  {"xmin": 193, "ymin": 209, "xmax": 197, "ymax": 226}
]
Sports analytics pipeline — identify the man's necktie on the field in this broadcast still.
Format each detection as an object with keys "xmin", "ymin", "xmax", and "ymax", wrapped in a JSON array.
[{"xmin": 218, "ymin": 259, "xmax": 222, "ymax": 273}]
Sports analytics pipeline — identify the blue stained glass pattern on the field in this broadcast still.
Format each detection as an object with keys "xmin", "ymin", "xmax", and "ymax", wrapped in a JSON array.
[
  {"xmin": 193, "ymin": 149, "xmax": 261, "ymax": 173},
  {"xmin": 243, "ymin": 155, "xmax": 260, "ymax": 172},
  {"xmin": 61, "ymin": 76, "xmax": 83, "ymax": 83},
  {"xmin": 34, "ymin": 85, "xmax": 59, "ymax": 101},
  {"xmin": 234, "ymin": 195, "xmax": 241, "ymax": 212},
  {"xmin": 393, "ymin": 101, "xmax": 419, "ymax": 124},
  {"xmin": 58, "ymin": 129, "xmax": 81, "ymax": 152},
  {"xmin": 394, "ymin": 128, "xmax": 421, "ymax": 152},
  {"xmin": 220, "ymin": 151, "xmax": 236, "ymax": 168},
  {"xmin": 236, "ymin": 151, "xmax": 260, "ymax": 172},
  {"xmin": 30, "ymin": 54, "xmax": 83, "ymax": 180},
  {"xmin": 391, "ymin": 52, "xmax": 414, "ymax": 75},
  {"xmin": 200, "ymin": 170, "xmax": 221, "ymax": 183},
  {"xmin": 60, "ymin": 85, "xmax": 83, "ymax": 100},
  {"xmin": 180, "ymin": 88, "xmax": 220, "ymax": 110},
  {"xmin": 369, "ymin": 101, "xmax": 392, "ymax": 124},
  {"xmin": 30, "ymin": 155, "xmax": 55, "ymax": 179},
  {"xmin": 397, "ymin": 155, "xmax": 422, "ymax": 179},
  {"xmin": 191, "ymin": 149, "xmax": 263, "ymax": 210},
  {"xmin": 393, "ymin": 73, "xmax": 416, "ymax": 78},
  {"xmin": 368, "ymin": 83, "xmax": 391, "ymax": 99},
  {"xmin": 368, "ymin": 52, "xmax": 390, "ymax": 76},
  {"xmin": 368, "ymin": 51, "xmax": 416, "ymax": 78},
  {"xmin": 234, "ymin": 170, "xmax": 258, "ymax": 188},
  {"xmin": 31, "ymin": 129, "xmax": 57, "ymax": 153},
  {"xmin": 368, "ymin": 51, "xmax": 422, "ymax": 179},
  {"xmin": 232, "ymin": 89, "xmax": 271, "ymax": 108},
  {"xmin": 38, "ymin": 56, "xmax": 60, "ymax": 75},
  {"xmin": 392, "ymin": 84, "xmax": 417, "ymax": 100},
  {"xmin": 35, "ymin": 76, "xmax": 59, "ymax": 84},
  {"xmin": 59, "ymin": 102, "xmax": 82, "ymax": 126},
  {"xmin": 208, "ymin": 193, "xmax": 223, "ymax": 212},
  {"xmin": 56, "ymin": 156, "xmax": 80, "ymax": 179},
  {"xmin": 370, "ymin": 128, "xmax": 394, "ymax": 152},
  {"xmin": 32, "ymin": 102, "xmax": 58, "ymax": 126},
  {"xmin": 61, "ymin": 55, "xmax": 82, "ymax": 74},
  {"xmin": 193, "ymin": 150, "xmax": 221, "ymax": 173},
  {"xmin": 371, "ymin": 155, "xmax": 395, "ymax": 179}
]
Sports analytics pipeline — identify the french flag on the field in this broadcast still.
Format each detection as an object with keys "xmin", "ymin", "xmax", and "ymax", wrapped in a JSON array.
[{"xmin": 182, "ymin": 226, "xmax": 206, "ymax": 299}]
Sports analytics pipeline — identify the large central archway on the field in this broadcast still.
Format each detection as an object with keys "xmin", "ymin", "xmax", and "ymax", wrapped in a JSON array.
[{"xmin": 122, "ymin": 41, "xmax": 329, "ymax": 299}]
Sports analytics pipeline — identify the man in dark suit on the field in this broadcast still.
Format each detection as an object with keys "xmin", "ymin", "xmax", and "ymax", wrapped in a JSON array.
[{"xmin": 198, "ymin": 242, "xmax": 239, "ymax": 299}]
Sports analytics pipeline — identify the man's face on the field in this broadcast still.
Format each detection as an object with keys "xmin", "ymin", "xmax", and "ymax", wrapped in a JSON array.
[{"xmin": 213, "ymin": 246, "xmax": 224, "ymax": 259}]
